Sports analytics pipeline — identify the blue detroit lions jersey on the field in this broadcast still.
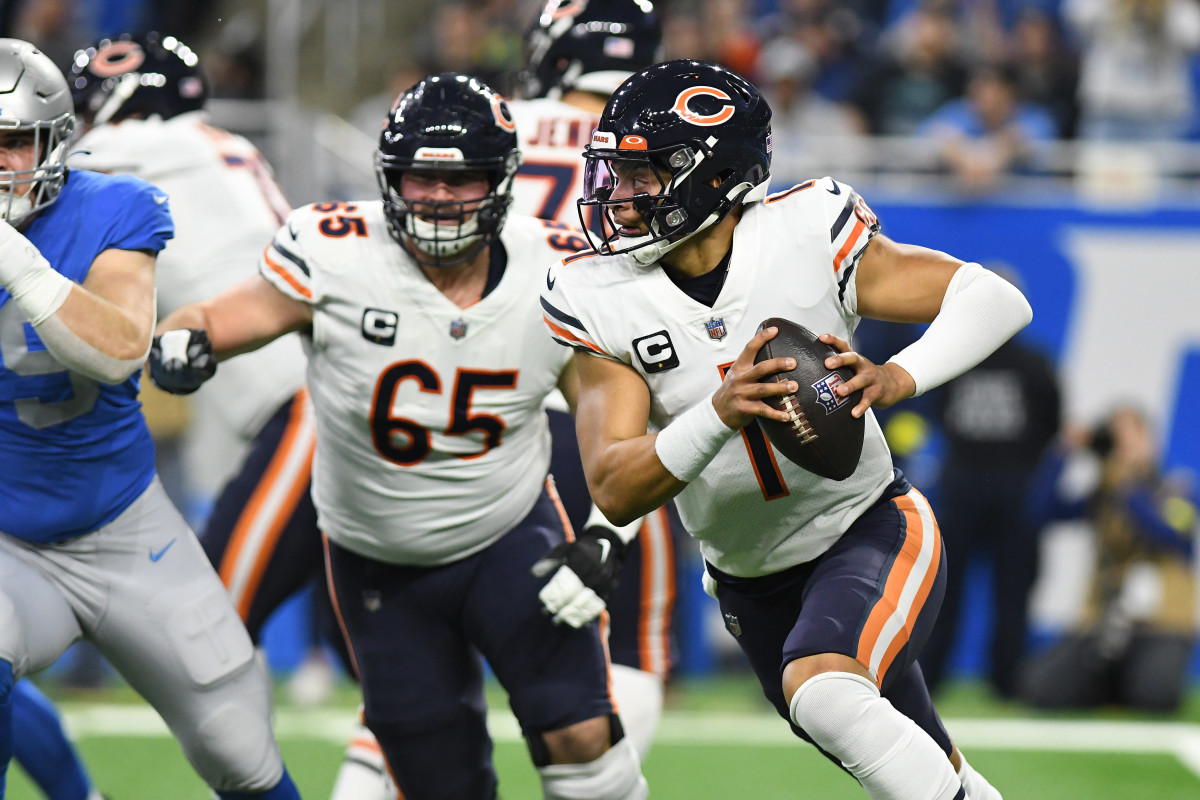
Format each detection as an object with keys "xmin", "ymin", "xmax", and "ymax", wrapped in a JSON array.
[{"xmin": 0, "ymin": 169, "xmax": 173, "ymax": 542}]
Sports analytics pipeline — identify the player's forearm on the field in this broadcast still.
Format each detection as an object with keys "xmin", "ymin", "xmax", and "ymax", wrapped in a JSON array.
[
  {"xmin": 887, "ymin": 263, "xmax": 1032, "ymax": 396},
  {"xmin": 157, "ymin": 278, "xmax": 306, "ymax": 361},
  {"xmin": 156, "ymin": 302, "xmax": 223, "ymax": 350},
  {"xmin": 158, "ymin": 303, "xmax": 268, "ymax": 360},
  {"xmin": 589, "ymin": 433, "xmax": 688, "ymax": 526},
  {"xmin": 29, "ymin": 287, "xmax": 153, "ymax": 384},
  {"xmin": 53, "ymin": 287, "xmax": 153, "ymax": 361}
]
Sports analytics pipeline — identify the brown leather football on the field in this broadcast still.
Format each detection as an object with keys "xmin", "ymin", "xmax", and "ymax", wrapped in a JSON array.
[{"xmin": 753, "ymin": 317, "xmax": 864, "ymax": 480}]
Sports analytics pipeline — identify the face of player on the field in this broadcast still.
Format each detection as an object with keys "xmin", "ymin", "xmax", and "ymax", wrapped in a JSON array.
[
  {"xmin": 606, "ymin": 160, "xmax": 663, "ymax": 237},
  {"xmin": 399, "ymin": 170, "xmax": 491, "ymax": 222},
  {"xmin": 0, "ymin": 130, "xmax": 39, "ymax": 196}
]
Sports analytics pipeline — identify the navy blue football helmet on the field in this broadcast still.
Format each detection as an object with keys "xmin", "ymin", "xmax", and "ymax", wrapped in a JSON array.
[
  {"xmin": 375, "ymin": 73, "xmax": 521, "ymax": 268},
  {"xmin": 579, "ymin": 59, "xmax": 772, "ymax": 262},
  {"xmin": 69, "ymin": 32, "xmax": 207, "ymax": 127},
  {"xmin": 522, "ymin": 0, "xmax": 663, "ymax": 99}
]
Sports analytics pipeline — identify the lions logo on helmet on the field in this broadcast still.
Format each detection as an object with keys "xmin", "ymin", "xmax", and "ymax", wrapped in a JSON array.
[
  {"xmin": 375, "ymin": 73, "xmax": 522, "ymax": 268},
  {"xmin": 578, "ymin": 59, "xmax": 772, "ymax": 264}
]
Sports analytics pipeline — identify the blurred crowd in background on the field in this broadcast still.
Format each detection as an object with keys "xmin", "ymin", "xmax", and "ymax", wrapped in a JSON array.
[
  {"xmin": 3, "ymin": 0, "xmax": 1199, "ymax": 713},
  {"xmin": 7, "ymin": 0, "xmax": 1200, "ymax": 142},
  {"xmin": 6, "ymin": 0, "xmax": 1200, "ymax": 195}
]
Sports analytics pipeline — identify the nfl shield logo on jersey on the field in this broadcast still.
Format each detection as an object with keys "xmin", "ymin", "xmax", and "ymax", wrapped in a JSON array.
[
  {"xmin": 704, "ymin": 317, "xmax": 727, "ymax": 341},
  {"xmin": 723, "ymin": 613, "xmax": 742, "ymax": 638},
  {"xmin": 449, "ymin": 319, "xmax": 468, "ymax": 339},
  {"xmin": 812, "ymin": 373, "xmax": 849, "ymax": 414}
]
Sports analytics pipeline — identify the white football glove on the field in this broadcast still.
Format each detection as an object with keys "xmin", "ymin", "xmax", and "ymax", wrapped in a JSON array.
[{"xmin": 531, "ymin": 526, "xmax": 628, "ymax": 628}]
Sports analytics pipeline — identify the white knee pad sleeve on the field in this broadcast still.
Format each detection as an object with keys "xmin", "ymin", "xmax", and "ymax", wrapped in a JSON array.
[
  {"xmin": 610, "ymin": 664, "xmax": 664, "ymax": 761},
  {"xmin": 789, "ymin": 672, "xmax": 962, "ymax": 800},
  {"xmin": 538, "ymin": 737, "xmax": 648, "ymax": 800}
]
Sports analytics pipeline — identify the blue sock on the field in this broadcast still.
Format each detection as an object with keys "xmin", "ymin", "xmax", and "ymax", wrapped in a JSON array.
[
  {"xmin": 0, "ymin": 659, "xmax": 14, "ymax": 800},
  {"xmin": 12, "ymin": 680, "xmax": 94, "ymax": 800},
  {"xmin": 216, "ymin": 768, "xmax": 301, "ymax": 800}
]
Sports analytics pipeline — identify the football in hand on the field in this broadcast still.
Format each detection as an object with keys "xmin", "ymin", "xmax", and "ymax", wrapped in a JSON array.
[{"xmin": 753, "ymin": 318, "xmax": 864, "ymax": 481}]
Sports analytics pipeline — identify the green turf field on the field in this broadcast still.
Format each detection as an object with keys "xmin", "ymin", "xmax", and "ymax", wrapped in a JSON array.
[{"xmin": 10, "ymin": 676, "xmax": 1200, "ymax": 799}]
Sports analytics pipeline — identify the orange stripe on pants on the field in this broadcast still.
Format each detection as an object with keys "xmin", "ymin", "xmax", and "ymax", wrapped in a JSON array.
[
  {"xmin": 220, "ymin": 388, "xmax": 315, "ymax": 620},
  {"xmin": 855, "ymin": 489, "xmax": 942, "ymax": 685},
  {"xmin": 636, "ymin": 506, "xmax": 676, "ymax": 679}
]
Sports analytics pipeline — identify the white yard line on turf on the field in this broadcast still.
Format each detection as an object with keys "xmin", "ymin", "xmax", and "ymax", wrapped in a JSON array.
[{"xmin": 58, "ymin": 705, "xmax": 1200, "ymax": 780}]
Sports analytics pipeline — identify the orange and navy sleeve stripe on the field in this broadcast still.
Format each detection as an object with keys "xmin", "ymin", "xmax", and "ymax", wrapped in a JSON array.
[
  {"xmin": 540, "ymin": 296, "xmax": 614, "ymax": 359},
  {"xmin": 829, "ymin": 183, "xmax": 880, "ymax": 305},
  {"xmin": 259, "ymin": 234, "xmax": 314, "ymax": 302}
]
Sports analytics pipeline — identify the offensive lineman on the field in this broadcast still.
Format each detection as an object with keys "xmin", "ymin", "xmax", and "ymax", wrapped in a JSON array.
[
  {"xmin": 0, "ymin": 38, "xmax": 300, "ymax": 800},
  {"xmin": 539, "ymin": 59, "xmax": 1025, "ymax": 800},
  {"xmin": 508, "ymin": 0, "xmax": 673, "ymax": 760},
  {"xmin": 149, "ymin": 73, "xmax": 647, "ymax": 800}
]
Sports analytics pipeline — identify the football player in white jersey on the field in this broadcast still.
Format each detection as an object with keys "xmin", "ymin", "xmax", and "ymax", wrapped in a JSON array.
[
  {"xmin": 509, "ymin": 0, "xmax": 672, "ymax": 762},
  {"xmin": 149, "ymin": 73, "xmax": 648, "ymax": 800},
  {"xmin": 539, "ymin": 59, "xmax": 1030, "ymax": 800}
]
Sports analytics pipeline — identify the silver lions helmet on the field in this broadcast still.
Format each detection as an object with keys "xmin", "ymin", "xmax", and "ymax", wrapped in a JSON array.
[{"xmin": 0, "ymin": 39, "xmax": 75, "ymax": 227}]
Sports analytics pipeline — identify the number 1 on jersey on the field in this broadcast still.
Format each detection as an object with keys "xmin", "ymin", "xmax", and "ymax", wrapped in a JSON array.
[{"xmin": 718, "ymin": 362, "xmax": 789, "ymax": 501}]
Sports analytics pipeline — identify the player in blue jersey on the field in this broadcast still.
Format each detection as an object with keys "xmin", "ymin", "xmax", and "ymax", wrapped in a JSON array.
[{"xmin": 0, "ymin": 39, "xmax": 301, "ymax": 800}]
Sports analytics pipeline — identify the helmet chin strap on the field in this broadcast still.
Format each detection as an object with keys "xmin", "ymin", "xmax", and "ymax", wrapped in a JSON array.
[{"xmin": 629, "ymin": 176, "xmax": 768, "ymax": 266}]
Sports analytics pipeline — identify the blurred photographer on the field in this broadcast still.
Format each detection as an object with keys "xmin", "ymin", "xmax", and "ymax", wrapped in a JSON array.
[{"xmin": 1018, "ymin": 406, "xmax": 1198, "ymax": 712}]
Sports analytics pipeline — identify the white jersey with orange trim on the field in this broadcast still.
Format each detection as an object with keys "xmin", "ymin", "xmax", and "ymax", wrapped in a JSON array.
[
  {"xmin": 509, "ymin": 97, "xmax": 600, "ymax": 227},
  {"xmin": 73, "ymin": 112, "xmax": 307, "ymax": 489},
  {"xmin": 260, "ymin": 202, "xmax": 583, "ymax": 565},
  {"xmin": 540, "ymin": 177, "xmax": 896, "ymax": 578}
]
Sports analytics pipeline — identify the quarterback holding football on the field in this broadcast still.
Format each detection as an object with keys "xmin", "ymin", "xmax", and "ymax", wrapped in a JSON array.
[{"xmin": 538, "ymin": 59, "xmax": 1031, "ymax": 800}]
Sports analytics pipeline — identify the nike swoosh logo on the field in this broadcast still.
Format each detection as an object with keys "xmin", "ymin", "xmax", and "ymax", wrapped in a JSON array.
[
  {"xmin": 287, "ymin": 221, "xmax": 300, "ymax": 240},
  {"xmin": 597, "ymin": 538, "xmax": 611, "ymax": 564},
  {"xmin": 153, "ymin": 194, "xmax": 168, "ymax": 205},
  {"xmin": 826, "ymin": 181, "xmax": 841, "ymax": 195},
  {"xmin": 546, "ymin": 269, "xmax": 556, "ymax": 290},
  {"xmin": 149, "ymin": 538, "xmax": 177, "ymax": 562}
]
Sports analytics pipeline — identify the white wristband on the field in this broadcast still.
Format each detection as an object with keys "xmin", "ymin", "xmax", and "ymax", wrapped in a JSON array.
[
  {"xmin": 0, "ymin": 222, "xmax": 72, "ymax": 325},
  {"xmin": 583, "ymin": 503, "xmax": 642, "ymax": 545},
  {"xmin": 886, "ymin": 262, "xmax": 1032, "ymax": 396},
  {"xmin": 654, "ymin": 392, "xmax": 738, "ymax": 483}
]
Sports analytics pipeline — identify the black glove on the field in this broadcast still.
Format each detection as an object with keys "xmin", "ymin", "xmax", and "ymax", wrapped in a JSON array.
[
  {"xmin": 531, "ymin": 526, "xmax": 629, "ymax": 627},
  {"xmin": 148, "ymin": 329, "xmax": 217, "ymax": 395}
]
